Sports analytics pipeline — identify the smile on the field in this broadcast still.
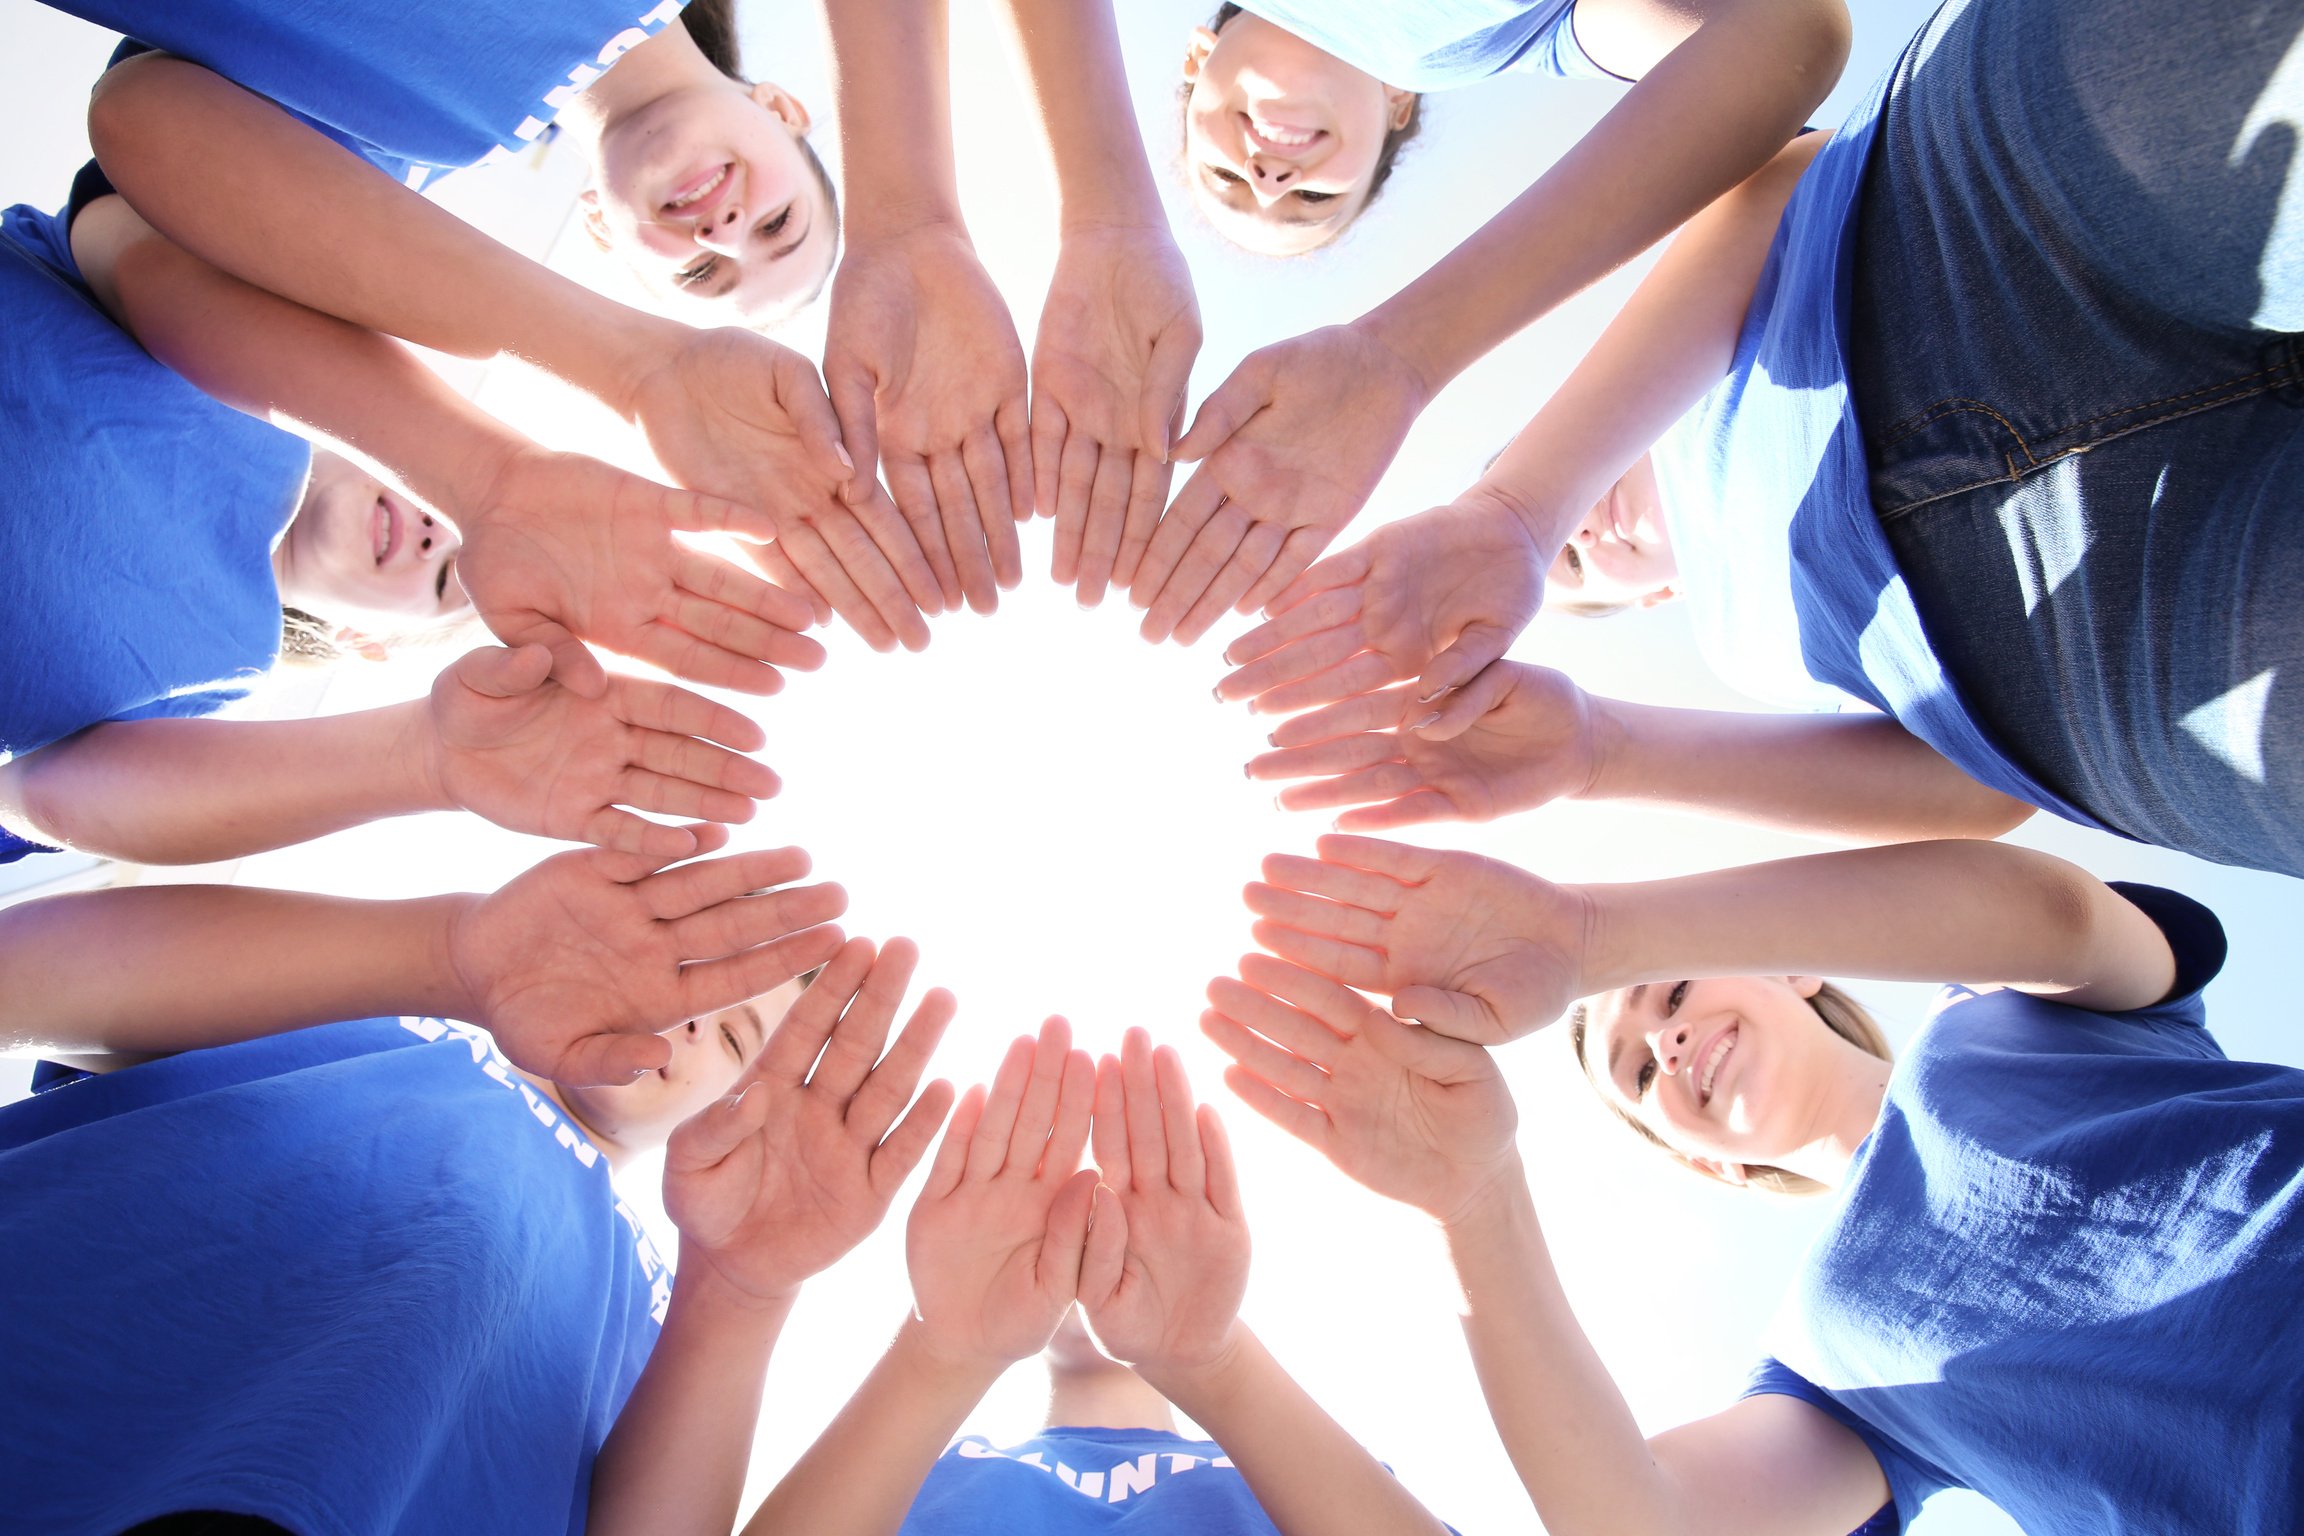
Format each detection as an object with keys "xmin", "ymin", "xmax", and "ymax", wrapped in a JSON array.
[
  {"xmin": 662, "ymin": 163, "xmax": 733, "ymax": 221},
  {"xmin": 1697, "ymin": 1025, "xmax": 1738, "ymax": 1106},
  {"xmin": 371, "ymin": 495, "xmax": 399, "ymax": 568},
  {"xmin": 1244, "ymin": 116, "xmax": 1323, "ymax": 153}
]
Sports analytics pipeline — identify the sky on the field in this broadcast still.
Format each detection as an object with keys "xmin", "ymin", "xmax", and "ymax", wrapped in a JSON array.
[{"xmin": 6, "ymin": 3, "xmax": 2301, "ymax": 1533}]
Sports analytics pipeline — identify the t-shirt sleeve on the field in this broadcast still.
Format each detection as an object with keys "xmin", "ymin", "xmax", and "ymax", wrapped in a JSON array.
[
  {"xmin": 2104, "ymin": 882, "xmax": 2226, "ymax": 1019},
  {"xmin": 1507, "ymin": 2, "xmax": 1629, "ymax": 81},
  {"xmin": 1741, "ymin": 1358, "xmax": 1945, "ymax": 1530},
  {"xmin": 102, "ymin": 38, "xmax": 421, "ymax": 189}
]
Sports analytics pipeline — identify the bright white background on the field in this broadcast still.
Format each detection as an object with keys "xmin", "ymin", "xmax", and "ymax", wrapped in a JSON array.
[{"xmin": 7, "ymin": 3, "xmax": 2301, "ymax": 1533}]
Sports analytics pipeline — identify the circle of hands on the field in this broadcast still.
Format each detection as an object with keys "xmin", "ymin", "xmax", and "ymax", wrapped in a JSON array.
[{"xmin": 430, "ymin": 218, "xmax": 1604, "ymax": 1327}]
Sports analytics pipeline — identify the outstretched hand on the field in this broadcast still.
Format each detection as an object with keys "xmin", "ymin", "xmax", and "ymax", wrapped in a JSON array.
[
  {"xmin": 454, "ymin": 446, "xmax": 829, "ymax": 697},
  {"xmin": 1032, "ymin": 225, "xmax": 1202, "ymax": 606},
  {"xmin": 906, "ymin": 1017, "xmax": 1098, "ymax": 1367},
  {"xmin": 1130, "ymin": 323, "xmax": 1428, "ymax": 647},
  {"xmin": 626, "ymin": 326, "xmax": 940, "ymax": 653},
  {"xmin": 427, "ymin": 645, "xmax": 780, "ymax": 858},
  {"xmin": 447, "ymin": 833, "xmax": 847, "ymax": 1085},
  {"xmin": 1246, "ymin": 833, "xmax": 1587, "ymax": 1044},
  {"xmin": 665, "ymin": 936, "xmax": 957, "ymax": 1305},
  {"xmin": 1076, "ymin": 1028, "xmax": 1249, "ymax": 1380},
  {"xmin": 1245, "ymin": 662, "xmax": 1600, "ymax": 831},
  {"xmin": 1204, "ymin": 955, "xmax": 1519, "ymax": 1223},
  {"xmin": 823, "ymin": 226, "xmax": 1032, "ymax": 616},
  {"xmin": 1217, "ymin": 492, "xmax": 1549, "ymax": 718}
]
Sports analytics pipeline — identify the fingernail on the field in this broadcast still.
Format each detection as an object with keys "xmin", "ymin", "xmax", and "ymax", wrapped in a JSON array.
[
  {"xmin": 1210, "ymin": 684, "xmax": 1227, "ymax": 704},
  {"xmin": 1242, "ymin": 763, "xmax": 1254, "ymax": 779},
  {"xmin": 1272, "ymin": 795, "xmax": 1288, "ymax": 812},
  {"xmin": 834, "ymin": 444, "xmax": 854, "ymax": 471},
  {"xmin": 1412, "ymin": 711, "xmax": 1442, "ymax": 731},
  {"xmin": 1418, "ymin": 685, "xmax": 1451, "ymax": 704}
]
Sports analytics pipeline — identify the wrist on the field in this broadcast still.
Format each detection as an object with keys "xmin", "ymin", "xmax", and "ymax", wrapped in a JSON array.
[
  {"xmin": 1346, "ymin": 311, "xmax": 1444, "ymax": 414},
  {"xmin": 673, "ymin": 1240, "xmax": 805, "ymax": 1323},
  {"xmin": 844, "ymin": 198, "xmax": 970, "ymax": 248},
  {"xmin": 393, "ymin": 698, "xmax": 455, "ymax": 816},
  {"xmin": 894, "ymin": 1314, "xmax": 1016, "ymax": 1395},
  {"xmin": 413, "ymin": 890, "xmax": 490, "ymax": 1021},
  {"xmin": 1570, "ymin": 881, "xmax": 1646, "ymax": 997},
  {"xmin": 1437, "ymin": 1151, "xmax": 1533, "ymax": 1244},
  {"xmin": 588, "ymin": 305, "xmax": 689, "ymax": 424},
  {"xmin": 1134, "ymin": 1321, "xmax": 1253, "ymax": 1408}
]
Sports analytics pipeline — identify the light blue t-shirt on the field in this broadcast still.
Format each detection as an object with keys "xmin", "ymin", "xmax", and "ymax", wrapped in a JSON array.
[
  {"xmin": 0, "ymin": 1017, "xmax": 670, "ymax": 1536},
  {"xmin": 1745, "ymin": 886, "xmax": 2304, "ymax": 1533},
  {"xmin": 1238, "ymin": 1, "xmax": 1612, "ymax": 90},
  {"xmin": 899, "ymin": 1428, "xmax": 1459, "ymax": 1534},
  {"xmin": 47, "ymin": 0, "xmax": 693, "ymax": 188}
]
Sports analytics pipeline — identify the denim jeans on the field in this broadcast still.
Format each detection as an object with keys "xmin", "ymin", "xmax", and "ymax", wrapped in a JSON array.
[{"xmin": 1849, "ymin": 0, "xmax": 2304, "ymax": 874}]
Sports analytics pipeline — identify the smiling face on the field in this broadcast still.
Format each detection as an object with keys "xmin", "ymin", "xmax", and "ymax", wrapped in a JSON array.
[
  {"xmin": 275, "ymin": 450, "xmax": 469, "ymax": 632},
  {"xmin": 1180, "ymin": 16, "xmax": 1416, "ymax": 256},
  {"xmin": 1548, "ymin": 454, "xmax": 1679, "ymax": 612},
  {"xmin": 585, "ymin": 79, "xmax": 839, "ymax": 325},
  {"xmin": 555, "ymin": 978, "xmax": 804, "ymax": 1155}
]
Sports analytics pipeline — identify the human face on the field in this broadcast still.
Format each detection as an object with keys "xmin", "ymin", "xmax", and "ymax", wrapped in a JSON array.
[
  {"xmin": 1580, "ymin": 975, "xmax": 1835, "ymax": 1176},
  {"xmin": 1181, "ymin": 17, "xmax": 1413, "ymax": 256},
  {"xmin": 278, "ymin": 451, "xmax": 468, "ymax": 630},
  {"xmin": 557, "ymin": 979, "xmax": 802, "ymax": 1154},
  {"xmin": 1548, "ymin": 454, "xmax": 1678, "ymax": 609},
  {"xmin": 587, "ymin": 80, "xmax": 838, "ymax": 324}
]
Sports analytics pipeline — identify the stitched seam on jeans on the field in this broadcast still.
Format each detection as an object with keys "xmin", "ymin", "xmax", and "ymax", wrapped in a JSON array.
[
  {"xmin": 1880, "ymin": 398, "xmax": 2037, "ymax": 458},
  {"xmin": 1874, "ymin": 372, "xmax": 2291, "ymax": 524},
  {"xmin": 1880, "ymin": 359, "xmax": 2295, "ymax": 452}
]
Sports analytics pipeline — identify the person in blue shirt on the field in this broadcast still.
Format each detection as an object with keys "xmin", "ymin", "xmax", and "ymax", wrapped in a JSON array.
[
  {"xmin": 1219, "ymin": 0, "xmax": 2304, "ymax": 878},
  {"xmin": 1213, "ymin": 830, "xmax": 2301, "ymax": 1535},
  {"xmin": 733, "ymin": 1022, "xmax": 1458, "ymax": 1536}
]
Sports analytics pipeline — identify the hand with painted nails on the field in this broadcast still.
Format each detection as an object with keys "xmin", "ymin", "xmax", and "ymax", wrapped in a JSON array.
[
  {"xmin": 906, "ymin": 1017, "xmax": 1099, "ymax": 1367},
  {"xmin": 1246, "ymin": 662, "xmax": 1599, "ymax": 831},
  {"xmin": 1216, "ymin": 492, "xmax": 1548, "ymax": 719},
  {"xmin": 1033, "ymin": 225, "xmax": 1203, "ymax": 608},
  {"xmin": 447, "ymin": 831, "xmax": 848, "ymax": 1086},
  {"xmin": 427, "ymin": 645, "xmax": 782, "ymax": 859},
  {"xmin": 1076, "ymin": 1028, "xmax": 1250, "ymax": 1383},
  {"xmin": 665, "ymin": 936, "xmax": 957, "ymax": 1306},
  {"xmin": 624, "ymin": 326, "xmax": 941, "ymax": 656},
  {"xmin": 1131, "ymin": 323, "xmax": 1428, "ymax": 648},
  {"xmin": 1204, "ymin": 956, "xmax": 1519, "ymax": 1224},
  {"xmin": 1246, "ymin": 833, "xmax": 1586, "ymax": 1044},
  {"xmin": 822, "ymin": 226, "xmax": 1033, "ymax": 617},
  {"xmin": 453, "ymin": 444, "xmax": 831, "ymax": 698}
]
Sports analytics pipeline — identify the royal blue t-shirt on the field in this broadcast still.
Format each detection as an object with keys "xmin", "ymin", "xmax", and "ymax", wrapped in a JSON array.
[
  {"xmin": 1657, "ymin": 36, "xmax": 2113, "ymax": 835},
  {"xmin": 50, "ymin": 0, "xmax": 692, "ymax": 188},
  {"xmin": 0, "ymin": 1017, "xmax": 669, "ymax": 1536},
  {"xmin": 899, "ymin": 1428, "xmax": 1458, "ymax": 1534},
  {"xmin": 0, "ymin": 199, "xmax": 310, "ymax": 854},
  {"xmin": 1239, "ymin": 0, "xmax": 1611, "ymax": 90},
  {"xmin": 1743, "ymin": 886, "xmax": 2304, "ymax": 1533}
]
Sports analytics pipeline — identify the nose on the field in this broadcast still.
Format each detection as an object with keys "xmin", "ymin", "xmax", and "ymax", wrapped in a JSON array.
[
  {"xmin": 413, "ymin": 510, "xmax": 460, "ymax": 558},
  {"xmin": 694, "ymin": 200, "xmax": 748, "ymax": 257},
  {"xmin": 1246, "ymin": 153, "xmax": 1299, "ymax": 205},
  {"xmin": 1646, "ymin": 1020, "xmax": 1691, "ymax": 1077}
]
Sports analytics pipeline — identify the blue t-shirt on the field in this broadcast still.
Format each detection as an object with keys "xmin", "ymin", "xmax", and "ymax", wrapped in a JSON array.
[
  {"xmin": 1744, "ymin": 886, "xmax": 2304, "ymax": 1534},
  {"xmin": 1659, "ymin": 43, "xmax": 2112, "ymax": 834},
  {"xmin": 1239, "ymin": 1, "xmax": 1611, "ymax": 90},
  {"xmin": 900, "ymin": 1428, "xmax": 1458, "ymax": 1534},
  {"xmin": 0, "ymin": 200, "xmax": 309, "ymax": 845},
  {"xmin": 0, "ymin": 1017, "xmax": 669, "ymax": 1536},
  {"xmin": 54, "ymin": 0, "xmax": 692, "ymax": 188}
]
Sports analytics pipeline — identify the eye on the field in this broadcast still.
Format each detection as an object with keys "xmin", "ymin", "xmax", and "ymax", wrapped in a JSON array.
[
  {"xmin": 1561, "ymin": 545, "xmax": 1584, "ymax": 579},
  {"xmin": 721, "ymin": 1021, "xmax": 742, "ymax": 1059},
  {"xmin": 1635, "ymin": 1057, "xmax": 1657, "ymax": 1096},
  {"xmin": 435, "ymin": 554, "xmax": 458, "ymax": 604},
  {"xmin": 1204, "ymin": 164, "xmax": 1247, "ymax": 188},
  {"xmin": 674, "ymin": 255, "xmax": 721, "ymax": 289},
  {"xmin": 1293, "ymin": 189, "xmax": 1338, "ymax": 204},
  {"xmin": 756, "ymin": 205, "xmax": 793, "ymax": 240},
  {"xmin": 1666, "ymin": 981, "xmax": 1690, "ymax": 1014}
]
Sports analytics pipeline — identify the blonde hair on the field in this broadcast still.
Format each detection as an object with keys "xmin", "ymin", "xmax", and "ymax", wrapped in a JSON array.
[{"xmin": 1567, "ymin": 982, "xmax": 1890, "ymax": 1197}]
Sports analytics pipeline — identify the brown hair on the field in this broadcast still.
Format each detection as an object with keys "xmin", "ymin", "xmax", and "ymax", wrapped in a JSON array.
[
  {"xmin": 1567, "ymin": 982, "xmax": 1891, "ymax": 1197},
  {"xmin": 277, "ymin": 605, "xmax": 485, "ymax": 667}
]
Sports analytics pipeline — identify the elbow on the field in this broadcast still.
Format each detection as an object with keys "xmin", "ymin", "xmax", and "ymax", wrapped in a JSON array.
[{"xmin": 86, "ymin": 52, "xmax": 182, "ymax": 194}]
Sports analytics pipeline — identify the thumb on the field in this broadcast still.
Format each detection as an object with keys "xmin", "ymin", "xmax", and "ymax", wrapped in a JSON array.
[
  {"xmin": 1041, "ymin": 1166, "xmax": 1103, "ymax": 1299},
  {"xmin": 1076, "ymin": 1181, "xmax": 1128, "ymax": 1308},
  {"xmin": 1137, "ymin": 316, "xmax": 1203, "ymax": 463},
  {"xmin": 669, "ymin": 1081, "xmax": 771, "ymax": 1173},
  {"xmin": 819, "ymin": 350, "xmax": 879, "ymax": 505},
  {"xmin": 1415, "ymin": 622, "xmax": 1514, "ymax": 714},
  {"xmin": 455, "ymin": 643, "xmax": 555, "ymax": 699},
  {"xmin": 1392, "ymin": 986, "xmax": 1509, "ymax": 1046},
  {"xmin": 1416, "ymin": 650, "xmax": 1515, "ymax": 741},
  {"xmin": 1365, "ymin": 1006, "xmax": 1488, "ymax": 1081},
  {"xmin": 1168, "ymin": 358, "xmax": 1267, "ymax": 463},
  {"xmin": 548, "ymin": 1027, "xmax": 674, "ymax": 1088}
]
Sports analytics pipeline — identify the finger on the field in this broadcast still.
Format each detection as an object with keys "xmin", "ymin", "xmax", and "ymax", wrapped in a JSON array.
[
  {"xmin": 509, "ymin": 616, "xmax": 608, "ymax": 700},
  {"xmin": 774, "ymin": 347, "xmax": 862, "ymax": 490},
  {"xmin": 455, "ymin": 643, "xmax": 554, "ymax": 698},
  {"xmin": 749, "ymin": 537, "xmax": 833, "ymax": 626},
  {"xmin": 1207, "ymin": 973, "xmax": 1348, "ymax": 1066},
  {"xmin": 1172, "ymin": 520, "xmax": 1285, "ymax": 647},
  {"xmin": 1244, "ymin": 881, "xmax": 1391, "ymax": 950},
  {"xmin": 852, "ymin": 984, "xmax": 958, "ymax": 1145},
  {"xmin": 1137, "ymin": 314, "xmax": 1201, "ymax": 465},
  {"xmin": 1119, "ymin": 1026, "xmax": 1166, "ymax": 1186},
  {"xmin": 627, "ymin": 625, "xmax": 786, "ymax": 697},
  {"xmin": 1393, "ymin": 985, "xmax": 1515, "ymax": 1044},
  {"xmin": 1249, "ymin": 918, "xmax": 1388, "ymax": 991},
  {"xmin": 1259, "ymin": 543, "xmax": 1373, "ymax": 623},
  {"xmin": 672, "ymin": 551, "xmax": 826, "ymax": 664},
  {"xmin": 1315, "ymin": 832, "xmax": 1447, "ymax": 883},
  {"xmin": 961, "ymin": 427, "xmax": 1024, "ymax": 588},
  {"xmin": 761, "ymin": 935, "xmax": 878, "ymax": 1082},
  {"xmin": 632, "ymin": 731, "xmax": 781, "ymax": 804},
  {"xmin": 1041, "ymin": 1166, "xmax": 1102, "ymax": 1304},
  {"xmin": 822, "ymin": 352, "xmax": 883, "ymax": 510},
  {"xmin": 579, "ymin": 806, "xmax": 703, "ymax": 860},
  {"xmin": 757, "ymin": 527, "xmax": 895, "ymax": 653},
  {"xmin": 639, "ymin": 845, "xmax": 814, "ymax": 922},
  {"xmin": 610, "ymin": 675, "xmax": 769, "ymax": 754},
  {"xmin": 1226, "ymin": 579, "xmax": 1365, "ymax": 668},
  {"xmin": 922, "ymin": 1082, "xmax": 987, "ymax": 1201},
  {"xmin": 1047, "ymin": 427, "xmax": 1098, "ymax": 587},
  {"xmin": 1266, "ymin": 686, "xmax": 1416, "ymax": 750},
  {"xmin": 677, "ymin": 923, "xmax": 850, "ymax": 1015},
  {"xmin": 1072, "ymin": 437, "xmax": 1134, "ymax": 607},
  {"xmin": 1239, "ymin": 527, "xmax": 1336, "ymax": 615},
  {"xmin": 667, "ymin": 1078, "xmax": 774, "ymax": 1174},
  {"xmin": 1247, "ymin": 732, "xmax": 1398, "ymax": 785},
  {"xmin": 970, "ymin": 1033, "xmax": 1040, "ymax": 1180},
  {"xmin": 1110, "ymin": 448, "xmax": 1175, "ymax": 591},
  {"xmin": 814, "ymin": 935, "xmax": 923, "ymax": 1099},
  {"xmin": 1236, "ymin": 953, "xmax": 1377, "ymax": 1040},
  {"xmin": 1030, "ymin": 391, "xmax": 1065, "ymax": 523},
  {"xmin": 929, "ymin": 450, "xmax": 999, "ymax": 614},
  {"xmin": 1006, "ymin": 1014, "xmax": 1075, "ymax": 1171},
  {"xmin": 1250, "ymin": 650, "xmax": 1406, "ymax": 718},
  {"xmin": 1140, "ymin": 498, "xmax": 1248, "ymax": 644},
  {"xmin": 666, "ymin": 883, "xmax": 852, "ymax": 961},
  {"xmin": 887, "ymin": 458, "xmax": 964, "ymax": 611},
  {"xmin": 554, "ymin": 1029, "xmax": 673, "ymax": 1088},
  {"xmin": 1127, "ymin": 468, "xmax": 1224, "ymax": 612},
  {"xmin": 1260, "ymin": 851, "xmax": 1410, "ymax": 913},
  {"xmin": 1219, "ymin": 621, "xmax": 1367, "ymax": 706},
  {"xmin": 995, "ymin": 395, "xmax": 1034, "ymax": 528},
  {"xmin": 1046, "ymin": 1045, "xmax": 1096, "ymax": 1183},
  {"xmin": 1199, "ymin": 1009, "xmax": 1333, "ymax": 1104},
  {"xmin": 1217, "ymin": 1061, "xmax": 1330, "ymax": 1151},
  {"xmin": 1090, "ymin": 1051, "xmax": 1128, "ymax": 1187},
  {"xmin": 1417, "ymin": 658, "xmax": 1521, "ymax": 743},
  {"xmin": 612, "ymin": 765, "xmax": 759, "ymax": 828},
  {"xmin": 1418, "ymin": 622, "xmax": 1517, "ymax": 705},
  {"xmin": 1168, "ymin": 359, "xmax": 1265, "ymax": 463},
  {"xmin": 671, "ymin": 539, "xmax": 819, "ymax": 637},
  {"xmin": 1152, "ymin": 1044, "xmax": 1203, "ymax": 1194},
  {"xmin": 1197, "ymin": 1104, "xmax": 1244, "ymax": 1220},
  {"xmin": 1077, "ymin": 1179, "xmax": 1127, "ymax": 1309},
  {"xmin": 840, "ymin": 487, "xmax": 945, "ymax": 643},
  {"xmin": 870, "ymin": 1076, "xmax": 957, "ymax": 1197}
]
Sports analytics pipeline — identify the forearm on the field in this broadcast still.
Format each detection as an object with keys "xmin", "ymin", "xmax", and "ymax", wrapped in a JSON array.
[
  {"xmin": 0, "ymin": 707, "xmax": 445, "ymax": 866},
  {"xmin": 989, "ymin": 0, "xmax": 1163, "ymax": 231},
  {"xmin": 591, "ymin": 1256, "xmax": 796, "ymax": 1536},
  {"xmin": 1360, "ymin": 0, "xmax": 1845, "ymax": 407},
  {"xmin": 1459, "ymin": 128, "xmax": 1830, "ymax": 553},
  {"xmin": 1438, "ymin": 1160, "xmax": 1694, "ymax": 1534},
  {"xmin": 1586, "ymin": 701, "xmax": 2034, "ymax": 844},
  {"xmin": 1143, "ymin": 1327, "xmax": 1449, "ymax": 1536},
  {"xmin": 740, "ymin": 1318, "xmax": 1001, "ymax": 1536},
  {"xmin": 1580, "ymin": 841, "xmax": 2179, "ymax": 1009},
  {"xmin": 821, "ymin": 0, "xmax": 965, "ymax": 237},
  {"xmin": 0, "ymin": 884, "xmax": 473, "ymax": 1055},
  {"xmin": 87, "ymin": 53, "xmax": 669, "ymax": 413}
]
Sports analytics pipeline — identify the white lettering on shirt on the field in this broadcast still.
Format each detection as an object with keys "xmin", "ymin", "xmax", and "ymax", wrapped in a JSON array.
[{"xmin": 945, "ymin": 1437, "xmax": 1235, "ymax": 1503}]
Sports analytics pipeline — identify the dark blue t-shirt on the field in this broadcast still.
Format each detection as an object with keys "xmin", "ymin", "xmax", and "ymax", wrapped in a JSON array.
[
  {"xmin": 0, "ymin": 199, "xmax": 309, "ymax": 852},
  {"xmin": 0, "ymin": 1017, "xmax": 669, "ymax": 1536},
  {"xmin": 1239, "ymin": 0, "xmax": 1607, "ymax": 89},
  {"xmin": 1744, "ymin": 886, "xmax": 2304, "ymax": 1533},
  {"xmin": 51, "ymin": 0, "xmax": 693, "ymax": 188},
  {"xmin": 899, "ymin": 1428, "xmax": 1458, "ymax": 1534}
]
